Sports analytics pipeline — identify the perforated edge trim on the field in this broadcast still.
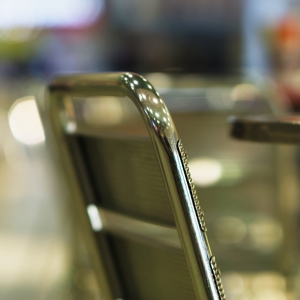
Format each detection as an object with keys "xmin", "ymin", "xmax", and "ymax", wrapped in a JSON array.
[{"xmin": 177, "ymin": 140, "xmax": 207, "ymax": 232}]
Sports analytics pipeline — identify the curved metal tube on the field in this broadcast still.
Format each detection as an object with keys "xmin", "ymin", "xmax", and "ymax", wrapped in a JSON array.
[{"xmin": 48, "ymin": 72, "xmax": 225, "ymax": 300}]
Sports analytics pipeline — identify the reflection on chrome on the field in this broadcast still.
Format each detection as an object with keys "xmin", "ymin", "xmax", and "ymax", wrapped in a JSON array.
[
  {"xmin": 189, "ymin": 157, "xmax": 223, "ymax": 187},
  {"xmin": 87, "ymin": 204, "xmax": 103, "ymax": 232},
  {"xmin": 8, "ymin": 96, "xmax": 45, "ymax": 145}
]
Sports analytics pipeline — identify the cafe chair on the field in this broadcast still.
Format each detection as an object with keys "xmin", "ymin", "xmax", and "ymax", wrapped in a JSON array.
[{"xmin": 46, "ymin": 73, "xmax": 226, "ymax": 300}]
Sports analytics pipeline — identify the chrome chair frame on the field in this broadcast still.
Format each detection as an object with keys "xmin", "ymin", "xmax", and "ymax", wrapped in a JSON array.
[{"xmin": 47, "ymin": 72, "xmax": 225, "ymax": 300}]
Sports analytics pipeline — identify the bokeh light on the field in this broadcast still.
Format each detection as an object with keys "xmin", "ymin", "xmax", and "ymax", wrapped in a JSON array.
[
  {"xmin": 249, "ymin": 216, "xmax": 283, "ymax": 253},
  {"xmin": 0, "ymin": 0, "xmax": 103, "ymax": 28},
  {"xmin": 215, "ymin": 216, "xmax": 247, "ymax": 245},
  {"xmin": 189, "ymin": 157, "xmax": 223, "ymax": 187},
  {"xmin": 0, "ymin": 0, "xmax": 104, "ymax": 42},
  {"xmin": 8, "ymin": 96, "xmax": 45, "ymax": 145},
  {"xmin": 87, "ymin": 204, "xmax": 103, "ymax": 232}
]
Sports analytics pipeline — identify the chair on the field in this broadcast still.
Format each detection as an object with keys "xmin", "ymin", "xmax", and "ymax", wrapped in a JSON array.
[
  {"xmin": 229, "ymin": 114, "xmax": 300, "ymax": 297},
  {"xmin": 46, "ymin": 73, "xmax": 226, "ymax": 300}
]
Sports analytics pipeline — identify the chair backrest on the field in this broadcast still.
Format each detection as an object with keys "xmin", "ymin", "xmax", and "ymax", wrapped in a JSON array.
[{"xmin": 47, "ymin": 73, "xmax": 226, "ymax": 300}]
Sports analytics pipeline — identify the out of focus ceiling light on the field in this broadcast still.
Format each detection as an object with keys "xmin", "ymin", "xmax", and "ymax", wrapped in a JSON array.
[
  {"xmin": 8, "ymin": 96, "xmax": 45, "ymax": 145},
  {"xmin": 189, "ymin": 157, "xmax": 223, "ymax": 187},
  {"xmin": 0, "ymin": 0, "xmax": 104, "ymax": 32}
]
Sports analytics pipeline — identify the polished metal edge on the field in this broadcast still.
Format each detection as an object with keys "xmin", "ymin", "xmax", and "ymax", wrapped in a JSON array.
[
  {"xmin": 178, "ymin": 139, "xmax": 227, "ymax": 299},
  {"xmin": 210, "ymin": 256, "xmax": 226, "ymax": 300},
  {"xmin": 177, "ymin": 140, "xmax": 207, "ymax": 232}
]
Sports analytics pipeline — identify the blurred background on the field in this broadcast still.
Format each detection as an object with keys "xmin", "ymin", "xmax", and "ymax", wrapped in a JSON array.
[{"xmin": 2, "ymin": 0, "xmax": 300, "ymax": 299}]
